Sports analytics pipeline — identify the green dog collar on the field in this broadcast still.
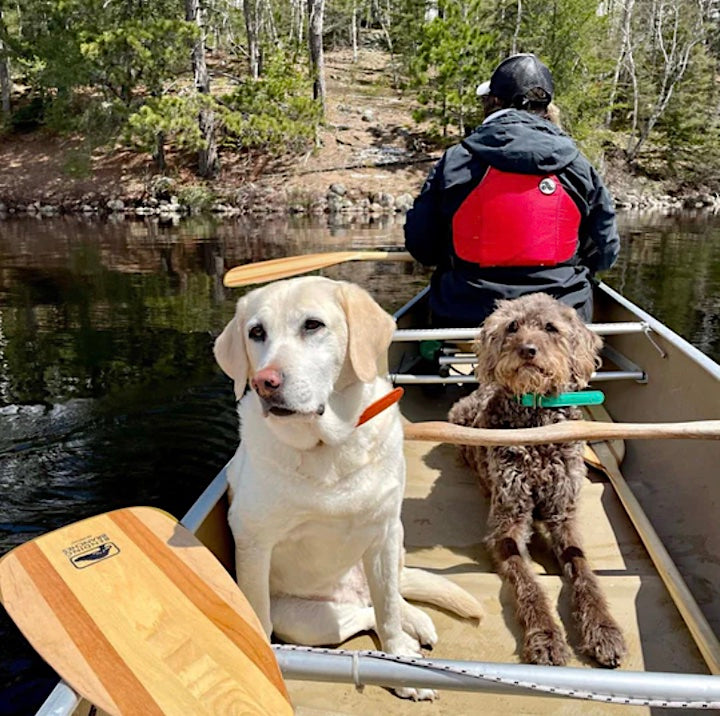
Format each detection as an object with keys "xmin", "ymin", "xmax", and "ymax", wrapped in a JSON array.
[{"xmin": 515, "ymin": 390, "xmax": 605, "ymax": 408}]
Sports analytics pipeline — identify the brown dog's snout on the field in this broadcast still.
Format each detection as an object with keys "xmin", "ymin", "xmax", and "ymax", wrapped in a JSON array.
[
  {"xmin": 518, "ymin": 343, "xmax": 538, "ymax": 360},
  {"xmin": 251, "ymin": 367, "xmax": 283, "ymax": 398}
]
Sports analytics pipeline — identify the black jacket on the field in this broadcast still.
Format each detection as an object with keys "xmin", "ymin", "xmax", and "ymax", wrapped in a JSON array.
[{"xmin": 404, "ymin": 110, "xmax": 620, "ymax": 325}]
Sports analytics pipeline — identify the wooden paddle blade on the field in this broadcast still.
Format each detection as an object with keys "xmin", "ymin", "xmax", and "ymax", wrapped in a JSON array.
[
  {"xmin": 0, "ymin": 507, "xmax": 292, "ymax": 716},
  {"xmin": 223, "ymin": 250, "xmax": 413, "ymax": 287}
]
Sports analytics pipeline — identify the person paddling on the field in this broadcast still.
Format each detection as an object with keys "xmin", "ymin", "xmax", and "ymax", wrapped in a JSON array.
[{"xmin": 404, "ymin": 53, "xmax": 620, "ymax": 327}]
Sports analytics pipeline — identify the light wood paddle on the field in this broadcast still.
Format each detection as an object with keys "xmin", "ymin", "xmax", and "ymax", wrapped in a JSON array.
[
  {"xmin": 402, "ymin": 418, "xmax": 720, "ymax": 445},
  {"xmin": 579, "ymin": 407, "xmax": 720, "ymax": 676},
  {"xmin": 0, "ymin": 506, "xmax": 292, "ymax": 716},
  {"xmin": 223, "ymin": 250, "xmax": 414, "ymax": 287}
]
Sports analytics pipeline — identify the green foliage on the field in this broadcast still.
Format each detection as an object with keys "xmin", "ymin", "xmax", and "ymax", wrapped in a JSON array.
[
  {"xmin": 220, "ymin": 53, "xmax": 321, "ymax": 153},
  {"xmin": 395, "ymin": 0, "xmax": 612, "ymax": 139},
  {"xmin": 655, "ymin": 44, "xmax": 718, "ymax": 175},
  {"xmin": 176, "ymin": 184, "xmax": 217, "ymax": 213},
  {"xmin": 61, "ymin": 148, "xmax": 93, "ymax": 178},
  {"xmin": 403, "ymin": 0, "xmax": 497, "ymax": 134},
  {"xmin": 79, "ymin": 18, "xmax": 196, "ymax": 104},
  {"xmin": 126, "ymin": 52, "xmax": 320, "ymax": 161},
  {"xmin": 127, "ymin": 95, "xmax": 206, "ymax": 154},
  {"xmin": 2, "ymin": 0, "xmax": 720, "ymax": 186}
]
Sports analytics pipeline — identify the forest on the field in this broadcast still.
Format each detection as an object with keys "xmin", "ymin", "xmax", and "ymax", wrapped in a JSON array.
[{"xmin": 0, "ymin": 0, "xmax": 719, "ymax": 192}]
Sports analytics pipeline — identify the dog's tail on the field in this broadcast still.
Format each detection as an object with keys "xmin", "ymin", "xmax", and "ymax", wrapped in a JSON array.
[{"xmin": 400, "ymin": 567, "xmax": 484, "ymax": 621}]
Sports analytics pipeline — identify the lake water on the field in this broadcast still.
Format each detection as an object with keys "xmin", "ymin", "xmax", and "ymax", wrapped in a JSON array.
[{"xmin": 1, "ymin": 211, "xmax": 719, "ymax": 714}]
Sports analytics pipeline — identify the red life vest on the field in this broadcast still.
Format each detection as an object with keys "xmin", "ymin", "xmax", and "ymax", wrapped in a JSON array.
[{"xmin": 452, "ymin": 167, "xmax": 581, "ymax": 267}]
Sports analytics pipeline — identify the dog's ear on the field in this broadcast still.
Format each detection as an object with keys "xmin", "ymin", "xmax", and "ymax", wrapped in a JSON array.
[
  {"xmin": 338, "ymin": 282, "xmax": 396, "ymax": 383},
  {"xmin": 566, "ymin": 308, "xmax": 602, "ymax": 389},
  {"xmin": 214, "ymin": 296, "xmax": 249, "ymax": 400},
  {"xmin": 472, "ymin": 303, "xmax": 506, "ymax": 383}
]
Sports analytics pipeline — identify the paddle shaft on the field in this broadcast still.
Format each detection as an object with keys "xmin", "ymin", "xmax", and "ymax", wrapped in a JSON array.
[
  {"xmin": 223, "ymin": 250, "xmax": 413, "ymax": 287},
  {"xmin": 588, "ymin": 442, "xmax": 720, "ymax": 674},
  {"xmin": 403, "ymin": 419, "xmax": 720, "ymax": 445}
]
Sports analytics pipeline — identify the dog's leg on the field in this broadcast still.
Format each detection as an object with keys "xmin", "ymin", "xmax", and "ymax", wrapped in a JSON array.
[
  {"xmin": 363, "ymin": 526, "xmax": 436, "ymax": 701},
  {"xmin": 234, "ymin": 543, "xmax": 273, "ymax": 637},
  {"xmin": 487, "ymin": 511, "xmax": 570, "ymax": 666},
  {"xmin": 271, "ymin": 597, "xmax": 375, "ymax": 645},
  {"xmin": 401, "ymin": 600, "xmax": 438, "ymax": 649},
  {"xmin": 546, "ymin": 514, "xmax": 627, "ymax": 667}
]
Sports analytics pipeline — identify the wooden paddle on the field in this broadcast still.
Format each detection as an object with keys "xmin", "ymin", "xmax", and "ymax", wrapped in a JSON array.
[
  {"xmin": 0, "ymin": 506, "xmax": 292, "ymax": 716},
  {"xmin": 402, "ymin": 418, "xmax": 720, "ymax": 445},
  {"xmin": 584, "ymin": 439, "xmax": 720, "ymax": 675},
  {"xmin": 223, "ymin": 250, "xmax": 414, "ymax": 287}
]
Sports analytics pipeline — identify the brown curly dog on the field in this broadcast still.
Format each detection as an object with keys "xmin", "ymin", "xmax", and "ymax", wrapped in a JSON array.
[{"xmin": 448, "ymin": 293, "xmax": 627, "ymax": 667}]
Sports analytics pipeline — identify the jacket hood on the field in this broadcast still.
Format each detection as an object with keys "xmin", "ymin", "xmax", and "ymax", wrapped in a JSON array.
[{"xmin": 462, "ymin": 110, "xmax": 578, "ymax": 174}]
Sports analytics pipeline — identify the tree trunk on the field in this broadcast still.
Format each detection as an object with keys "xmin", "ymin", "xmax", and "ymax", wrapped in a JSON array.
[
  {"xmin": 0, "ymin": 9, "xmax": 11, "ymax": 116},
  {"xmin": 625, "ymin": 0, "xmax": 703, "ymax": 163},
  {"xmin": 605, "ymin": 0, "xmax": 634, "ymax": 128},
  {"xmin": 307, "ymin": 0, "xmax": 326, "ymax": 115},
  {"xmin": 0, "ymin": 52, "xmax": 10, "ymax": 117},
  {"xmin": 243, "ymin": 0, "xmax": 261, "ymax": 79},
  {"xmin": 154, "ymin": 131, "xmax": 166, "ymax": 172},
  {"xmin": 351, "ymin": 0, "xmax": 358, "ymax": 63},
  {"xmin": 185, "ymin": 0, "xmax": 219, "ymax": 178},
  {"xmin": 512, "ymin": 0, "xmax": 522, "ymax": 54}
]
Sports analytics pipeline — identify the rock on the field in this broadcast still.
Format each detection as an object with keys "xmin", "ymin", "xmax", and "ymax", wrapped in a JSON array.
[
  {"xmin": 394, "ymin": 193, "xmax": 415, "ymax": 212},
  {"xmin": 107, "ymin": 198, "xmax": 125, "ymax": 212},
  {"xmin": 376, "ymin": 192, "xmax": 395, "ymax": 208},
  {"xmin": 361, "ymin": 109, "xmax": 375, "ymax": 122},
  {"xmin": 328, "ymin": 183, "xmax": 347, "ymax": 196}
]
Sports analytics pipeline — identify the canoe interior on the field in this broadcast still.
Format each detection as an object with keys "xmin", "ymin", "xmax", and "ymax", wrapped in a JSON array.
[
  {"xmin": 184, "ymin": 283, "xmax": 716, "ymax": 715},
  {"xmin": 47, "ymin": 282, "xmax": 719, "ymax": 716}
]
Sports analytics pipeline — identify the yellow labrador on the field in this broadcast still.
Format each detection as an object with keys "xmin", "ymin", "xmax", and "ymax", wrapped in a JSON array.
[{"xmin": 214, "ymin": 277, "xmax": 483, "ymax": 701}]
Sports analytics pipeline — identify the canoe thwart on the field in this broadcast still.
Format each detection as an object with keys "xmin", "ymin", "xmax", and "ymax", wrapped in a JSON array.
[{"xmin": 403, "ymin": 419, "xmax": 720, "ymax": 445}]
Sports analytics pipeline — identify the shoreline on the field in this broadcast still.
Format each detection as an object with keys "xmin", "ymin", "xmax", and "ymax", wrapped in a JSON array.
[{"xmin": 2, "ymin": 176, "xmax": 720, "ymax": 222}]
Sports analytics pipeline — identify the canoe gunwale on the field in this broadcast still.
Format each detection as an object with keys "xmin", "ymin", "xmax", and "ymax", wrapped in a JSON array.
[{"xmin": 272, "ymin": 645, "xmax": 720, "ymax": 707}]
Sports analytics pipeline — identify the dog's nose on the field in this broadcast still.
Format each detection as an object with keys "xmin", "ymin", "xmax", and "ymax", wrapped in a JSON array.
[
  {"xmin": 518, "ymin": 343, "xmax": 537, "ymax": 360},
  {"xmin": 251, "ymin": 367, "xmax": 283, "ymax": 398}
]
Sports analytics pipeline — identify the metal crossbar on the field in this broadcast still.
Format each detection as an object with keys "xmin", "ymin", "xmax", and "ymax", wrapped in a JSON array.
[
  {"xmin": 391, "ymin": 370, "xmax": 645, "ymax": 385},
  {"xmin": 392, "ymin": 322, "xmax": 649, "ymax": 343}
]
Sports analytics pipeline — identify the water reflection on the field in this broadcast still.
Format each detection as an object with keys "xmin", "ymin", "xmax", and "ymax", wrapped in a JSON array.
[
  {"xmin": 0, "ymin": 211, "xmax": 719, "ymax": 714},
  {"xmin": 612, "ymin": 211, "xmax": 720, "ymax": 362}
]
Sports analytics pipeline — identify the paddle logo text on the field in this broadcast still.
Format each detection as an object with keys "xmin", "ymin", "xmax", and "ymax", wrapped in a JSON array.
[{"xmin": 63, "ymin": 534, "xmax": 120, "ymax": 569}]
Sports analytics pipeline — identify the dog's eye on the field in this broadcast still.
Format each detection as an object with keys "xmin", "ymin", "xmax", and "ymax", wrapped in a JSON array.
[
  {"xmin": 248, "ymin": 324, "xmax": 266, "ymax": 342},
  {"xmin": 303, "ymin": 318, "xmax": 325, "ymax": 333},
  {"xmin": 507, "ymin": 320, "xmax": 519, "ymax": 334},
  {"xmin": 545, "ymin": 322, "xmax": 558, "ymax": 333}
]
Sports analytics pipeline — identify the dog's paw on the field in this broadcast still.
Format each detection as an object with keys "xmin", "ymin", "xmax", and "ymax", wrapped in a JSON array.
[
  {"xmin": 523, "ymin": 627, "xmax": 570, "ymax": 666},
  {"xmin": 393, "ymin": 686, "xmax": 437, "ymax": 701},
  {"xmin": 582, "ymin": 621, "xmax": 627, "ymax": 668},
  {"xmin": 384, "ymin": 633, "xmax": 437, "ymax": 700},
  {"xmin": 384, "ymin": 631, "xmax": 424, "ymax": 658},
  {"xmin": 402, "ymin": 603, "xmax": 438, "ymax": 649}
]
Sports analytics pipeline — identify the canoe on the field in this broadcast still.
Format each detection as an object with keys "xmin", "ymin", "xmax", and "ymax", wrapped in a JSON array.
[{"xmin": 36, "ymin": 281, "xmax": 720, "ymax": 714}]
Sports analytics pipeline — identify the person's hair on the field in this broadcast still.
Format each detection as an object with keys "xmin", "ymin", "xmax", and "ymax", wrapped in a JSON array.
[
  {"xmin": 483, "ymin": 89, "xmax": 561, "ymax": 127},
  {"xmin": 508, "ymin": 87, "xmax": 550, "ymax": 113}
]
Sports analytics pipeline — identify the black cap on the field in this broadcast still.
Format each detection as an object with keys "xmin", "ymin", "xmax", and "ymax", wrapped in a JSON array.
[{"xmin": 482, "ymin": 53, "xmax": 553, "ymax": 105}]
